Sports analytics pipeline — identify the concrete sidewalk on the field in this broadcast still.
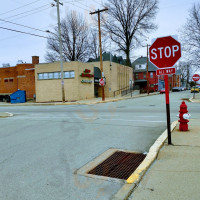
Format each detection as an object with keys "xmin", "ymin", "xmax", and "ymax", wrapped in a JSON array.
[
  {"xmin": 190, "ymin": 93, "xmax": 200, "ymax": 103},
  {"xmin": 129, "ymin": 119, "xmax": 200, "ymax": 200},
  {"xmin": 0, "ymin": 91, "xmax": 159, "ymax": 106}
]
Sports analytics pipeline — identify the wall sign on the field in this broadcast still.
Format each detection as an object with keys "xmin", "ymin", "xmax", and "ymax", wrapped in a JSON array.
[
  {"xmin": 80, "ymin": 69, "xmax": 94, "ymax": 78},
  {"xmin": 81, "ymin": 80, "xmax": 93, "ymax": 84}
]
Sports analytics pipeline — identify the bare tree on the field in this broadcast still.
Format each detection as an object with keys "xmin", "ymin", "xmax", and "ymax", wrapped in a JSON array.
[
  {"xmin": 103, "ymin": 0, "xmax": 158, "ymax": 66},
  {"xmin": 46, "ymin": 11, "xmax": 90, "ymax": 62},
  {"xmin": 88, "ymin": 28, "xmax": 109, "ymax": 60},
  {"xmin": 177, "ymin": 61, "xmax": 191, "ymax": 88},
  {"xmin": 180, "ymin": 3, "xmax": 200, "ymax": 69}
]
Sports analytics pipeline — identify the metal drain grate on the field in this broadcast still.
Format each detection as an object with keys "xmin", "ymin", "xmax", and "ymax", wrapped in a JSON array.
[{"xmin": 88, "ymin": 151, "xmax": 146, "ymax": 180}]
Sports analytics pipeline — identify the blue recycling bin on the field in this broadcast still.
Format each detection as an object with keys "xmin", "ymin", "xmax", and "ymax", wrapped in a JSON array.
[{"xmin": 10, "ymin": 90, "xmax": 26, "ymax": 104}]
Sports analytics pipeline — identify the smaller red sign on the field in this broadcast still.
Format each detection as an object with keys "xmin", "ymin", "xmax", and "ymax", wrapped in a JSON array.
[
  {"xmin": 192, "ymin": 74, "xmax": 200, "ymax": 82},
  {"xmin": 156, "ymin": 67, "xmax": 176, "ymax": 76},
  {"xmin": 99, "ymin": 78, "xmax": 105, "ymax": 86}
]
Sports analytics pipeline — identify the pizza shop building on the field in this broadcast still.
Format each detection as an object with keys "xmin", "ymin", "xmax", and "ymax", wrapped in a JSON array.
[{"xmin": 35, "ymin": 61, "xmax": 133, "ymax": 102}]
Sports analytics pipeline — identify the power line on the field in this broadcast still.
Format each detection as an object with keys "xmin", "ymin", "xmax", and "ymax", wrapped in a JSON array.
[
  {"xmin": 93, "ymin": 0, "xmax": 104, "ymax": 7},
  {"xmin": 76, "ymin": 1, "xmax": 96, "ymax": 12},
  {"xmin": 62, "ymin": 0, "xmax": 91, "ymax": 12},
  {"xmin": 0, "ymin": 25, "xmax": 55, "ymax": 42},
  {"xmin": 0, "ymin": 18, "xmax": 49, "ymax": 33},
  {"xmin": 0, "ymin": 6, "xmax": 54, "ymax": 24},
  {"xmin": 2, "ymin": 4, "xmax": 51, "ymax": 20},
  {"xmin": 0, "ymin": 26, "xmax": 51, "ymax": 40},
  {"xmin": 0, "ymin": 0, "xmax": 42, "ymax": 16}
]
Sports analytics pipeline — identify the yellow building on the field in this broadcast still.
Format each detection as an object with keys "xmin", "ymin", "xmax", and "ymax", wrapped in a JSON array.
[{"xmin": 35, "ymin": 61, "xmax": 133, "ymax": 102}]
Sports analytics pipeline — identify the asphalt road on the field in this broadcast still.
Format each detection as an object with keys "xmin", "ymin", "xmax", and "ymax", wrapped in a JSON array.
[{"xmin": 0, "ymin": 91, "xmax": 198, "ymax": 200}]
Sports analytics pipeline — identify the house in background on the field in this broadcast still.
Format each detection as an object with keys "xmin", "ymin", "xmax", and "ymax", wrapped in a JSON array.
[
  {"xmin": 132, "ymin": 56, "xmax": 158, "ymax": 92},
  {"xmin": 132, "ymin": 56, "xmax": 182, "ymax": 92}
]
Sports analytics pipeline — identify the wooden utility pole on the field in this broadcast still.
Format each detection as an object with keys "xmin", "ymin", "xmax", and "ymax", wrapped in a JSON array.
[
  {"xmin": 146, "ymin": 44, "xmax": 149, "ymax": 95},
  {"xmin": 90, "ymin": 8, "xmax": 108, "ymax": 101}
]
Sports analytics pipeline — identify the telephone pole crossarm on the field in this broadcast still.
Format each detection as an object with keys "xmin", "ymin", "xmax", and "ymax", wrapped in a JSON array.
[{"xmin": 90, "ymin": 8, "xmax": 108, "ymax": 15}]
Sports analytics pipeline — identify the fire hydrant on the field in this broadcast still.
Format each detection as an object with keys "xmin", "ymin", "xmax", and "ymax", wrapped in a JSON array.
[{"xmin": 178, "ymin": 101, "xmax": 190, "ymax": 131}]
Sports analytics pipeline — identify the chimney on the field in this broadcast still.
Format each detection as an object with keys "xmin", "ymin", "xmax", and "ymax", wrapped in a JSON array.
[{"xmin": 32, "ymin": 56, "xmax": 39, "ymax": 65}]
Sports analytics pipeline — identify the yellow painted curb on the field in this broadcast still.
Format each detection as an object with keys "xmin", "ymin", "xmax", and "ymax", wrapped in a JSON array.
[{"xmin": 126, "ymin": 120, "xmax": 178, "ymax": 184}]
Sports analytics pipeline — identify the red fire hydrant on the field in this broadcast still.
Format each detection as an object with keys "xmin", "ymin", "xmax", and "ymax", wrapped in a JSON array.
[{"xmin": 178, "ymin": 101, "xmax": 190, "ymax": 131}]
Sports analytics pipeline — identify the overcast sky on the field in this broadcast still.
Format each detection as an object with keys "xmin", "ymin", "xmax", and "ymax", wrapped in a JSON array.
[{"xmin": 0, "ymin": 0, "xmax": 199, "ymax": 68}]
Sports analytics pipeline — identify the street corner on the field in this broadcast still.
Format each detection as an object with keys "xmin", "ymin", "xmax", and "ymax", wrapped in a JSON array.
[{"xmin": 0, "ymin": 112, "xmax": 14, "ymax": 118}]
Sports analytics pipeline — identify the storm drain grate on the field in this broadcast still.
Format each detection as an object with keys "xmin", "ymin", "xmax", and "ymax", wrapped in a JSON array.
[{"xmin": 88, "ymin": 151, "xmax": 146, "ymax": 180}]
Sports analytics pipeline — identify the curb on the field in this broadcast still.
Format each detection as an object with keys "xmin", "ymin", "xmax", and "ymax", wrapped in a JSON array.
[
  {"xmin": 189, "ymin": 97, "xmax": 194, "ymax": 102},
  {"xmin": 0, "ymin": 112, "xmax": 14, "ymax": 118},
  {"xmin": 0, "ymin": 92, "xmax": 160, "ymax": 106},
  {"xmin": 111, "ymin": 120, "xmax": 178, "ymax": 200}
]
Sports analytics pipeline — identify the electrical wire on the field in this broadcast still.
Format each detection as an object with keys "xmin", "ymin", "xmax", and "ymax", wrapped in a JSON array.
[
  {"xmin": 76, "ymin": 1, "xmax": 96, "ymax": 12},
  {"xmin": 62, "ymin": 0, "xmax": 91, "ymax": 12},
  {"xmin": 0, "ymin": 0, "xmax": 42, "ymax": 16},
  {"xmin": 0, "ymin": 26, "xmax": 53, "ymax": 40},
  {"xmin": 0, "ymin": 18, "xmax": 49, "ymax": 33},
  {"xmin": 93, "ymin": 0, "xmax": 104, "ymax": 7},
  {"xmin": 0, "ymin": 6, "xmax": 54, "ymax": 25},
  {"xmin": 2, "ymin": 4, "xmax": 51, "ymax": 20}
]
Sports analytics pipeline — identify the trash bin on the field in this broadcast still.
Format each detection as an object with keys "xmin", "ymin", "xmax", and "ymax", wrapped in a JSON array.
[{"xmin": 10, "ymin": 90, "xmax": 26, "ymax": 104}]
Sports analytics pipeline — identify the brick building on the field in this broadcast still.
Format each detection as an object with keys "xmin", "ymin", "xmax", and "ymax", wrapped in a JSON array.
[
  {"xmin": 132, "ymin": 56, "xmax": 181, "ymax": 92},
  {"xmin": 0, "ymin": 56, "xmax": 39, "ymax": 99},
  {"xmin": 132, "ymin": 56, "xmax": 158, "ymax": 92}
]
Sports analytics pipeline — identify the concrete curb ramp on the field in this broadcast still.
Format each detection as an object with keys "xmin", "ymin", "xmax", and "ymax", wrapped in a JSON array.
[
  {"xmin": 0, "ymin": 112, "xmax": 13, "ymax": 118},
  {"xmin": 111, "ymin": 120, "xmax": 178, "ymax": 200}
]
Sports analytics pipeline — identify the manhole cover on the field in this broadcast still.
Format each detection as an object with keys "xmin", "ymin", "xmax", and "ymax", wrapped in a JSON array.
[{"xmin": 88, "ymin": 151, "xmax": 146, "ymax": 180}]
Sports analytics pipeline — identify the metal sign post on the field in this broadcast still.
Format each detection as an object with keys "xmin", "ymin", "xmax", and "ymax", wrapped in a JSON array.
[
  {"xmin": 192, "ymin": 74, "xmax": 200, "ymax": 99},
  {"xmin": 165, "ymin": 75, "xmax": 171, "ymax": 144}
]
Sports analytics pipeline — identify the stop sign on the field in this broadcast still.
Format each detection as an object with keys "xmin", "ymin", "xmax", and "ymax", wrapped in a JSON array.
[
  {"xmin": 99, "ymin": 78, "xmax": 105, "ymax": 86},
  {"xmin": 192, "ymin": 74, "xmax": 200, "ymax": 82},
  {"xmin": 149, "ymin": 36, "xmax": 181, "ymax": 68}
]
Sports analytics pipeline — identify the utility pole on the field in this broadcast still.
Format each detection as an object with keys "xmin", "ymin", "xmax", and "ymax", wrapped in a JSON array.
[
  {"xmin": 55, "ymin": 0, "xmax": 65, "ymax": 102},
  {"xmin": 90, "ymin": 8, "xmax": 108, "ymax": 101},
  {"xmin": 146, "ymin": 44, "xmax": 149, "ymax": 95}
]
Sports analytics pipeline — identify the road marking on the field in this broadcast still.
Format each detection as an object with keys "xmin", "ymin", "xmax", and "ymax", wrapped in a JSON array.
[
  {"xmin": 13, "ymin": 115, "xmax": 165, "ymax": 123},
  {"xmin": 98, "ymin": 119, "xmax": 165, "ymax": 123}
]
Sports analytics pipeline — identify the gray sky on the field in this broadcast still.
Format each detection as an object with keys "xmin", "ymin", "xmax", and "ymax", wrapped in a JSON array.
[{"xmin": 0, "ymin": 0, "xmax": 199, "ymax": 67}]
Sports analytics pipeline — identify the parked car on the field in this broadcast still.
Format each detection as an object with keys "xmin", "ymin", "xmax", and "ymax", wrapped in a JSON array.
[
  {"xmin": 191, "ymin": 86, "xmax": 200, "ymax": 93},
  {"xmin": 160, "ymin": 88, "xmax": 165, "ymax": 94},
  {"xmin": 172, "ymin": 87, "xmax": 181, "ymax": 92},
  {"xmin": 181, "ymin": 87, "xmax": 186, "ymax": 91}
]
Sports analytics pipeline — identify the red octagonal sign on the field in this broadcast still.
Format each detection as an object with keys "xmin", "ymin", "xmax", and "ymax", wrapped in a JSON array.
[
  {"xmin": 149, "ymin": 36, "xmax": 181, "ymax": 68},
  {"xmin": 192, "ymin": 74, "xmax": 200, "ymax": 82}
]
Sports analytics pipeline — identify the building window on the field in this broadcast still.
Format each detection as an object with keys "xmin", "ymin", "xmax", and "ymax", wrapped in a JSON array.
[
  {"xmin": 64, "ymin": 72, "xmax": 70, "ymax": 78},
  {"xmin": 135, "ymin": 73, "xmax": 138, "ymax": 80},
  {"xmin": 38, "ymin": 73, "xmax": 43, "ymax": 80},
  {"xmin": 54, "ymin": 72, "xmax": 59, "ymax": 79},
  {"xmin": 43, "ymin": 73, "xmax": 48, "ymax": 79},
  {"xmin": 150, "ymin": 72, "xmax": 153, "ymax": 78},
  {"xmin": 143, "ymin": 72, "xmax": 146, "ymax": 79},
  {"xmin": 9, "ymin": 78, "xmax": 14, "ymax": 82},
  {"xmin": 150, "ymin": 84, "xmax": 154, "ymax": 88},
  {"xmin": 4, "ymin": 78, "xmax": 9, "ymax": 83},
  {"xmin": 70, "ymin": 71, "xmax": 75, "ymax": 78},
  {"xmin": 38, "ymin": 71, "xmax": 75, "ymax": 80},
  {"xmin": 48, "ymin": 73, "xmax": 53, "ymax": 79}
]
